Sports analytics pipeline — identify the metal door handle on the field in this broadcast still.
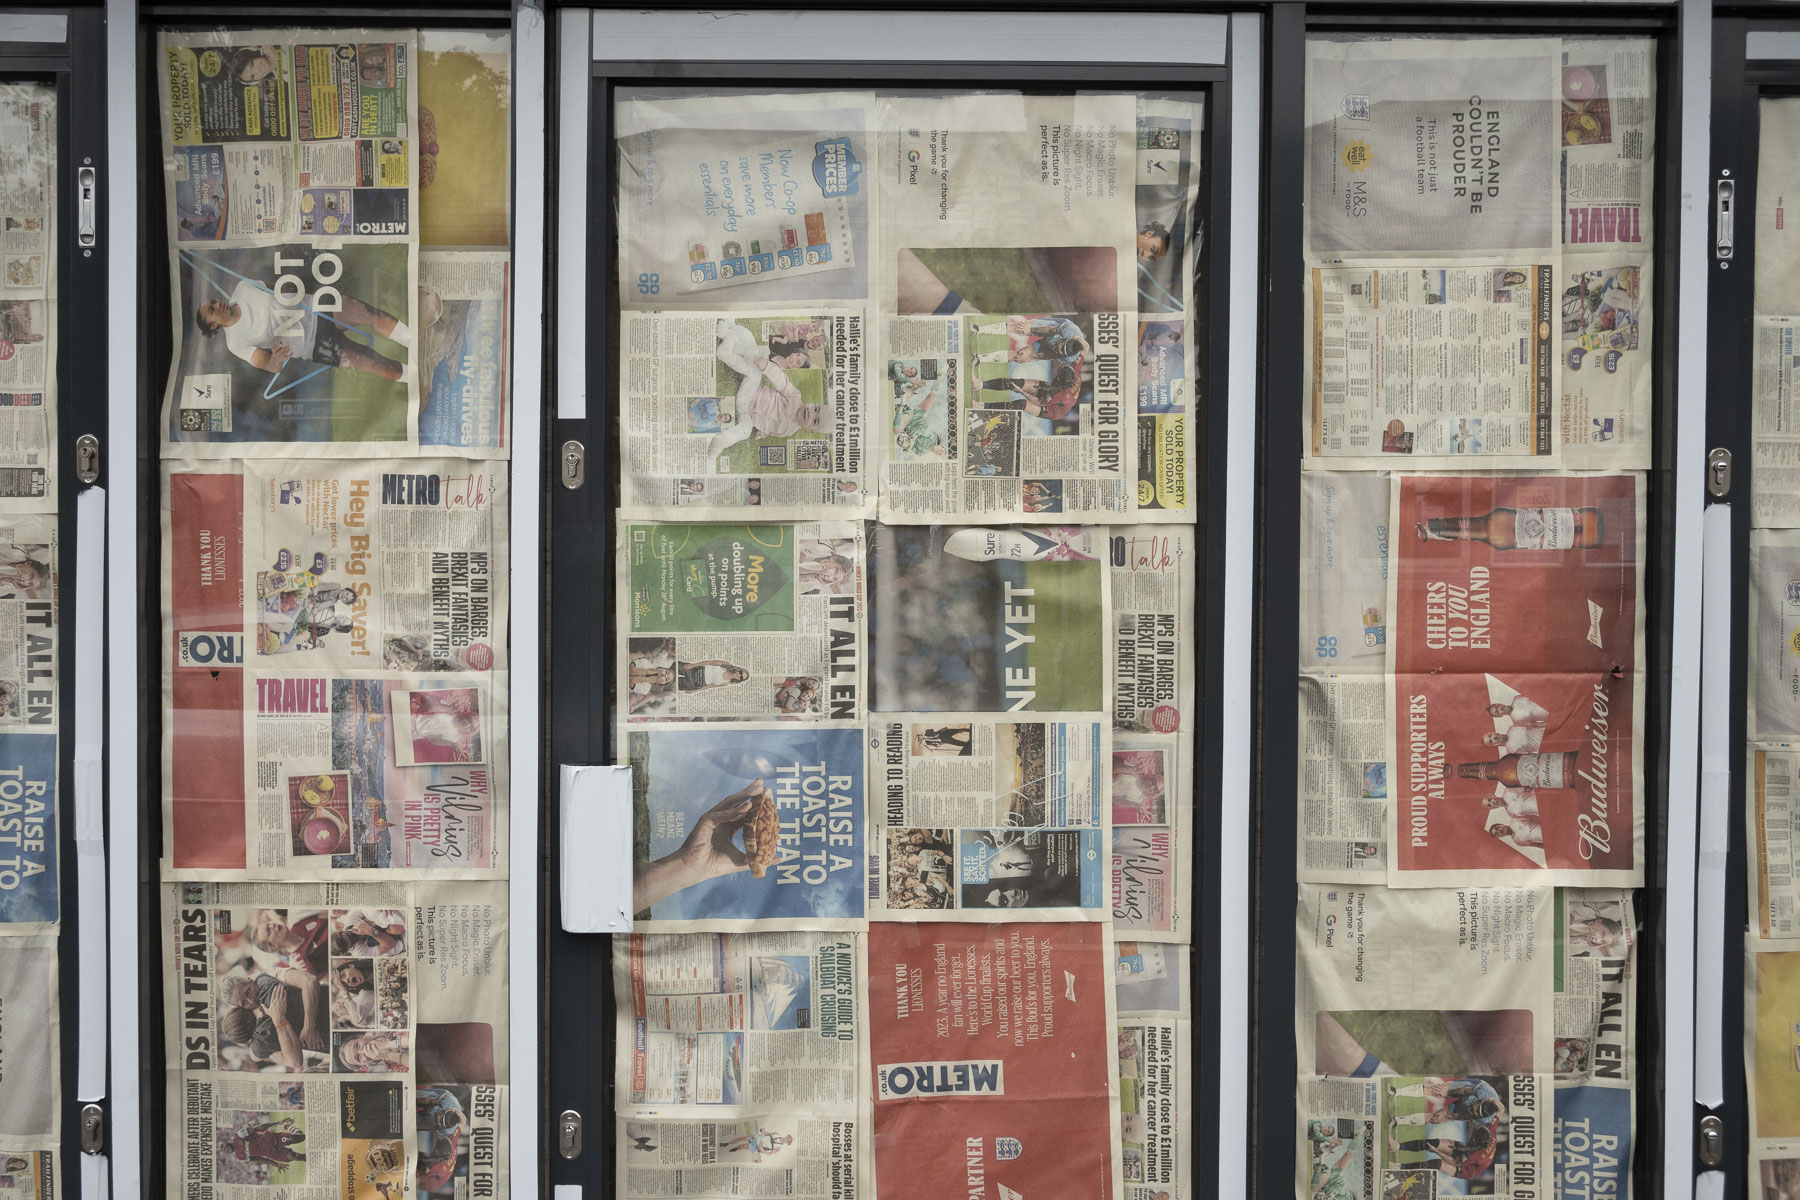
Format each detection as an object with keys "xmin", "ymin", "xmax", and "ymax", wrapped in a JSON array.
[{"xmin": 77, "ymin": 166, "xmax": 95, "ymax": 248}]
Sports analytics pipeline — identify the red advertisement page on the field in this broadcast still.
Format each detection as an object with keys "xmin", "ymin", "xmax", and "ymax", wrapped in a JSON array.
[
  {"xmin": 168, "ymin": 470, "xmax": 247, "ymax": 868},
  {"xmin": 868, "ymin": 921, "xmax": 1115, "ymax": 1200},
  {"xmin": 1391, "ymin": 473, "xmax": 1642, "ymax": 882}
]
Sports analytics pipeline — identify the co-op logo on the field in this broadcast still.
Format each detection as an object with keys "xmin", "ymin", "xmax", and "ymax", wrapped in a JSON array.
[{"xmin": 178, "ymin": 631, "xmax": 245, "ymax": 667}]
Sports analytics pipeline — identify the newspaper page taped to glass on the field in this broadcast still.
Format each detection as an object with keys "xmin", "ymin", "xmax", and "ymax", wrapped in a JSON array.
[
  {"xmin": 620, "ymin": 521, "xmax": 864, "ymax": 725},
  {"xmin": 1132, "ymin": 97, "xmax": 1204, "ymax": 517},
  {"xmin": 1554, "ymin": 889, "xmax": 1636, "ymax": 1088},
  {"xmin": 1306, "ymin": 260, "xmax": 1557, "ymax": 467},
  {"xmin": 0, "ymin": 85, "xmax": 57, "ymax": 510},
  {"xmin": 0, "ymin": 934, "xmax": 58, "ymax": 1149},
  {"xmin": 0, "ymin": 1149, "xmax": 55, "ymax": 1198},
  {"xmin": 417, "ymin": 250, "xmax": 509, "ymax": 452},
  {"xmin": 0, "ymin": 513, "xmax": 57, "ymax": 927},
  {"xmin": 162, "ymin": 880, "xmax": 507, "ymax": 1198},
  {"xmin": 624, "ymin": 724, "xmax": 865, "ymax": 929},
  {"xmin": 1305, "ymin": 38, "xmax": 1561, "ymax": 257},
  {"xmin": 867, "ymin": 920, "xmax": 1121, "ymax": 1200},
  {"xmin": 1758, "ymin": 99, "xmax": 1800, "ymax": 319},
  {"xmin": 1296, "ymin": 883, "xmax": 1556, "ymax": 1079},
  {"xmin": 161, "ymin": 33, "xmax": 415, "ymax": 243},
  {"xmin": 1750, "ymin": 747, "xmax": 1800, "ymax": 941},
  {"xmin": 621, "ymin": 311, "xmax": 868, "ymax": 518},
  {"xmin": 1557, "ymin": 252, "xmax": 1653, "ymax": 469},
  {"xmin": 615, "ymin": 92, "xmax": 873, "ymax": 308},
  {"xmin": 1117, "ymin": 942, "xmax": 1191, "ymax": 1200},
  {"xmin": 867, "ymin": 714, "xmax": 1107, "ymax": 920},
  {"xmin": 158, "ymin": 31, "xmax": 429, "ymax": 458},
  {"xmin": 1109, "ymin": 527, "xmax": 1195, "ymax": 940},
  {"xmin": 1301, "ymin": 472, "xmax": 1392, "ymax": 677},
  {"xmin": 415, "ymin": 30, "xmax": 511, "ymax": 250},
  {"xmin": 613, "ymin": 931, "xmax": 864, "ymax": 1111},
  {"xmin": 1751, "ymin": 320, "xmax": 1800, "ymax": 528},
  {"xmin": 1298, "ymin": 674, "xmax": 1391, "ymax": 883},
  {"xmin": 878, "ymin": 311, "xmax": 1133, "ymax": 521},
  {"xmin": 162, "ymin": 463, "xmax": 509, "ymax": 874},
  {"xmin": 1384, "ymin": 473, "xmax": 1646, "ymax": 887},
  {"xmin": 614, "ymin": 1112, "xmax": 861, "ymax": 1200},
  {"xmin": 1745, "ymin": 937, "xmax": 1800, "ymax": 1197},
  {"xmin": 1751, "ymin": 529, "xmax": 1800, "ymax": 740},
  {"xmin": 1560, "ymin": 39, "xmax": 1656, "ymax": 255},
  {"xmin": 868, "ymin": 524, "xmax": 1109, "ymax": 715}
]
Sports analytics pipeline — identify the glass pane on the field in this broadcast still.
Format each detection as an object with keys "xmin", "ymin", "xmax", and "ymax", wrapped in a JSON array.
[
  {"xmin": 608, "ymin": 87, "xmax": 1203, "ymax": 1199},
  {"xmin": 0, "ymin": 77, "xmax": 61, "ymax": 1182},
  {"xmin": 150, "ymin": 28, "xmax": 515, "ymax": 1194},
  {"xmin": 1746, "ymin": 93, "xmax": 1800, "ymax": 1192},
  {"xmin": 1297, "ymin": 34, "xmax": 1655, "ymax": 1198}
]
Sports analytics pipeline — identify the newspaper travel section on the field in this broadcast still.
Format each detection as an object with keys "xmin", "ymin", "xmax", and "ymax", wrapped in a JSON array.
[
  {"xmin": 622, "ymin": 310, "xmax": 867, "ymax": 518},
  {"xmin": 620, "ymin": 521, "xmax": 864, "ymax": 724},
  {"xmin": 162, "ymin": 880, "xmax": 507, "ymax": 1199},
  {"xmin": 162, "ymin": 461, "xmax": 509, "ymax": 876},
  {"xmin": 869, "ymin": 713, "xmax": 1108, "ymax": 920},
  {"xmin": 0, "ymin": 86, "xmax": 57, "ymax": 510}
]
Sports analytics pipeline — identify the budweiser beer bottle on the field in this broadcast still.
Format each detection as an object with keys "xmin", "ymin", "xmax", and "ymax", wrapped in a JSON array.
[
  {"xmin": 1454, "ymin": 752, "xmax": 1580, "ymax": 789},
  {"xmin": 1415, "ymin": 506, "xmax": 1604, "ymax": 550}
]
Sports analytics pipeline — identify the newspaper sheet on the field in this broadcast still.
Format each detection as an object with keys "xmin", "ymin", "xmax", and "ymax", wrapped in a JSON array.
[
  {"xmin": 1305, "ymin": 38, "xmax": 1561, "ymax": 257},
  {"xmin": 616, "ymin": 92, "xmax": 873, "ymax": 308},
  {"xmin": 868, "ymin": 713, "xmax": 1107, "ymax": 920},
  {"xmin": 613, "ymin": 931, "xmax": 863, "ymax": 1110},
  {"xmin": 0, "ymin": 935, "xmax": 58, "ymax": 1149},
  {"xmin": 868, "ymin": 523, "xmax": 1109, "ymax": 715},
  {"xmin": 1301, "ymin": 473, "xmax": 1392, "ymax": 676},
  {"xmin": 615, "ymin": 1114, "xmax": 861, "ymax": 1200},
  {"xmin": 1751, "ymin": 319, "xmax": 1800, "ymax": 528},
  {"xmin": 866, "ymin": 920, "xmax": 1120, "ymax": 1200},
  {"xmin": 0, "ymin": 84, "xmax": 57, "ymax": 509},
  {"xmin": 1747, "ymin": 938, "xmax": 1800, "ymax": 1198},
  {"xmin": 163, "ymin": 463, "xmax": 509, "ymax": 875},
  {"xmin": 1751, "ymin": 746, "xmax": 1800, "ymax": 941},
  {"xmin": 0, "ymin": 1150, "xmax": 54, "ymax": 1198},
  {"xmin": 878, "ymin": 311, "xmax": 1134, "ymax": 521},
  {"xmin": 1109, "ymin": 527, "xmax": 1196, "ymax": 940},
  {"xmin": 620, "ymin": 521, "xmax": 864, "ymax": 725},
  {"xmin": 158, "ymin": 31, "xmax": 431, "ymax": 459},
  {"xmin": 1758, "ymin": 99, "xmax": 1800, "ymax": 318},
  {"xmin": 1116, "ymin": 942, "xmax": 1191, "ymax": 1200},
  {"xmin": 1560, "ymin": 39, "xmax": 1656, "ymax": 255},
  {"xmin": 1551, "ymin": 891, "xmax": 1636, "ymax": 1198},
  {"xmin": 1553, "ymin": 1081, "xmax": 1632, "ymax": 1200},
  {"xmin": 416, "ymin": 31, "xmax": 511, "ymax": 249},
  {"xmin": 1557, "ymin": 252, "xmax": 1653, "ymax": 470},
  {"xmin": 1384, "ymin": 473, "xmax": 1646, "ymax": 887},
  {"xmin": 0, "ymin": 514, "xmax": 57, "ymax": 927},
  {"xmin": 1306, "ymin": 260, "xmax": 1558, "ymax": 467},
  {"xmin": 1751, "ymin": 529, "xmax": 1800, "ymax": 741},
  {"xmin": 1132, "ymin": 97, "xmax": 1204, "ymax": 517},
  {"xmin": 625, "ymin": 725, "xmax": 865, "ymax": 929},
  {"xmin": 1298, "ymin": 674, "xmax": 1391, "ymax": 882},
  {"xmin": 162, "ymin": 880, "xmax": 507, "ymax": 1199},
  {"xmin": 162, "ymin": 34, "xmax": 415, "ymax": 242},
  {"xmin": 417, "ymin": 250, "xmax": 508, "ymax": 451},
  {"xmin": 622, "ymin": 311, "xmax": 869, "ymax": 518}
]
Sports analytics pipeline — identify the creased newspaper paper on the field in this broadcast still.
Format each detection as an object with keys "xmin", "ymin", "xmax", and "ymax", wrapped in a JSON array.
[
  {"xmin": 0, "ymin": 935, "xmax": 58, "ymax": 1148},
  {"xmin": 0, "ymin": 513, "xmax": 57, "ymax": 927},
  {"xmin": 0, "ymin": 85, "xmax": 57, "ymax": 510},
  {"xmin": 868, "ymin": 713, "xmax": 1107, "ymax": 920},
  {"xmin": 162, "ymin": 880, "xmax": 507, "ymax": 1198},
  {"xmin": 162, "ymin": 461, "xmax": 509, "ymax": 876},
  {"xmin": 1117, "ymin": 942, "xmax": 1191, "ymax": 1200}
]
